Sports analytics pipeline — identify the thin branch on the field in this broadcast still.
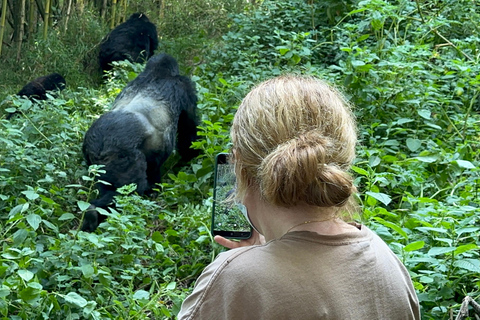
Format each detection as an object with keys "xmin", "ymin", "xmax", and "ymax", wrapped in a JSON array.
[{"xmin": 432, "ymin": 28, "xmax": 474, "ymax": 62}]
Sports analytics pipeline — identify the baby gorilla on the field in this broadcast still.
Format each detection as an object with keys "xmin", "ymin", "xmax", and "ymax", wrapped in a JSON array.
[
  {"xmin": 6, "ymin": 73, "xmax": 66, "ymax": 119},
  {"xmin": 17, "ymin": 73, "xmax": 66, "ymax": 100},
  {"xmin": 82, "ymin": 53, "xmax": 198, "ymax": 232}
]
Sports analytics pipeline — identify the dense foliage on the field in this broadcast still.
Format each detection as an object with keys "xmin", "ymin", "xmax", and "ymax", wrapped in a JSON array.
[{"xmin": 0, "ymin": 0, "xmax": 479, "ymax": 319}]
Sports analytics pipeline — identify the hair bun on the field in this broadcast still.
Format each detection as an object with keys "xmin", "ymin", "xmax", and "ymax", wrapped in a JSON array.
[{"xmin": 258, "ymin": 130, "xmax": 355, "ymax": 207}]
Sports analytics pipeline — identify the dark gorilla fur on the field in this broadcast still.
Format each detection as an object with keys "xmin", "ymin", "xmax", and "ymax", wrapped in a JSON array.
[
  {"xmin": 6, "ymin": 73, "xmax": 66, "ymax": 119},
  {"xmin": 99, "ymin": 13, "xmax": 158, "ymax": 73},
  {"xmin": 82, "ymin": 53, "xmax": 199, "ymax": 232},
  {"xmin": 17, "ymin": 73, "xmax": 66, "ymax": 99}
]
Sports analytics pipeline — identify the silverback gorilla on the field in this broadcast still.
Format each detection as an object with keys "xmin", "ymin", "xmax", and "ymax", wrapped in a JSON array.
[
  {"xmin": 98, "ymin": 13, "xmax": 158, "ymax": 73},
  {"xmin": 82, "ymin": 53, "xmax": 198, "ymax": 232},
  {"xmin": 6, "ymin": 73, "xmax": 66, "ymax": 119}
]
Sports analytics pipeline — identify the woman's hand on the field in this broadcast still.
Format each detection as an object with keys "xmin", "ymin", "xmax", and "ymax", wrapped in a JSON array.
[{"xmin": 214, "ymin": 230, "xmax": 265, "ymax": 249}]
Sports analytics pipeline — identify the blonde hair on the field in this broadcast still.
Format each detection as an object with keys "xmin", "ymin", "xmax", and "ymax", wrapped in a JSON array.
[{"xmin": 231, "ymin": 75, "xmax": 357, "ymax": 212}]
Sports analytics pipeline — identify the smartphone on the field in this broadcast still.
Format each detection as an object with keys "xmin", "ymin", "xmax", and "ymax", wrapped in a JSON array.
[{"xmin": 211, "ymin": 153, "xmax": 252, "ymax": 239}]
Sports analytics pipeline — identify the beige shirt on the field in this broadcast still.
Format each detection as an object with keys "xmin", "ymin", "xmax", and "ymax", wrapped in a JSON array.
[{"xmin": 178, "ymin": 225, "xmax": 420, "ymax": 320}]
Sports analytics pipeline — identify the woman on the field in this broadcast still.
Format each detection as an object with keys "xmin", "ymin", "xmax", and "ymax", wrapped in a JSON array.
[{"xmin": 178, "ymin": 75, "xmax": 420, "ymax": 319}]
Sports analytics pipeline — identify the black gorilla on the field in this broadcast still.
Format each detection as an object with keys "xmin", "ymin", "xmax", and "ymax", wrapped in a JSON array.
[
  {"xmin": 82, "ymin": 53, "xmax": 199, "ymax": 232},
  {"xmin": 99, "ymin": 13, "xmax": 158, "ymax": 73},
  {"xmin": 5, "ymin": 73, "xmax": 66, "ymax": 119},
  {"xmin": 17, "ymin": 73, "xmax": 66, "ymax": 99}
]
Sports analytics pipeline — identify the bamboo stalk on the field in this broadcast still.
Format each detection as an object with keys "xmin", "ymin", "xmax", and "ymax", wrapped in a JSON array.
[
  {"xmin": 122, "ymin": 0, "xmax": 127, "ymax": 23},
  {"xmin": 28, "ymin": 0, "xmax": 35, "ymax": 35},
  {"xmin": 48, "ymin": 0, "xmax": 52, "ymax": 26},
  {"xmin": 35, "ymin": 0, "xmax": 45, "ymax": 21},
  {"xmin": 110, "ymin": 0, "xmax": 117, "ymax": 29},
  {"xmin": 63, "ymin": 0, "xmax": 73, "ymax": 33},
  {"xmin": 77, "ymin": 0, "xmax": 84, "ymax": 14},
  {"xmin": 100, "ymin": 0, "xmax": 107, "ymax": 20},
  {"xmin": 115, "ymin": 0, "xmax": 121, "ymax": 25},
  {"xmin": 16, "ymin": 0, "xmax": 26, "ymax": 60},
  {"xmin": 43, "ymin": 0, "xmax": 50, "ymax": 39},
  {"xmin": 0, "ymin": 0, "xmax": 7, "ymax": 56},
  {"xmin": 160, "ymin": 0, "xmax": 165, "ymax": 19}
]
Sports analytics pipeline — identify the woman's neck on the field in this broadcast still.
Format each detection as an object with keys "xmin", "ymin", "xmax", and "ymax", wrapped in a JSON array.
[{"xmin": 245, "ymin": 189, "xmax": 352, "ymax": 241}]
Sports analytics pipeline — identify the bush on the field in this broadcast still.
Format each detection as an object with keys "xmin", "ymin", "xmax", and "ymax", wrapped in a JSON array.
[{"xmin": 0, "ymin": 0, "xmax": 479, "ymax": 318}]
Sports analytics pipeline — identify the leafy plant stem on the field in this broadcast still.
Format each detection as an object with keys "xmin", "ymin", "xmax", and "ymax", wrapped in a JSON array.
[
  {"xmin": 439, "ymin": 102, "xmax": 464, "ymax": 141},
  {"xmin": 20, "ymin": 110, "xmax": 53, "ymax": 144},
  {"xmin": 414, "ymin": 0, "xmax": 426, "ymax": 23},
  {"xmin": 462, "ymin": 91, "xmax": 479, "ymax": 138}
]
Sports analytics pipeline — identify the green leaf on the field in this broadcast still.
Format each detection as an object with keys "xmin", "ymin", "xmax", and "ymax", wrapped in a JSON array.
[
  {"xmin": 278, "ymin": 48, "xmax": 290, "ymax": 55},
  {"xmin": 13, "ymin": 229, "xmax": 29, "ymax": 246},
  {"xmin": 365, "ymin": 192, "xmax": 391, "ymax": 206},
  {"xmin": 291, "ymin": 54, "xmax": 301, "ymax": 65},
  {"xmin": 454, "ymin": 259, "xmax": 480, "ymax": 272},
  {"xmin": 404, "ymin": 241, "xmax": 425, "ymax": 252},
  {"xmin": 19, "ymin": 286, "xmax": 42, "ymax": 304},
  {"xmin": 351, "ymin": 60, "xmax": 365, "ymax": 67},
  {"xmin": 419, "ymin": 276, "xmax": 434, "ymax": 284},
  {"xmin": 59, "ymin": 213, "xmax": 76, "ymax": 221},
  {"xmin": 18, "ymin": 270, "xmax": 34, "ymax": 282},
  {"xmin": 21, "ymin": 190, "xmax": 39, "ymax": 201},
  {"xmin": 64, "ymin": 292, "xmax": 88, "ymax": 308},
  {"xmin": 351, "ymin": 166, "xmax": 368, "ymax": 176},
  {"xmin": 454, "ymin": 244, "xmax": 478, "ymax": 255},
  {"xmin": 406, "ymin": 138, "xmax": 422, "ymax": 152},
  {"xmin": 9, "ymin": 203, "xmax": 29, "ymax": 217},
  {"xmin": 396, "ymin": 118, "xmax": 414, "ymax": 125},
  {"xmin": 0, "ymin": 286, "xmax": 10, "ymax": 298},
  {"xmin": 127, "ymin": 71, "xmax": 137, "ymax": 81},
  {"xmin": 416, "ymin": 227, "xmax": 449, "ymax": 234},
  {"xmin": 81, "ymin": 264, "xmax": 95, "ymax": 278},
  {"xmin": 77, "ymin": 201, "xmax": 91, "ymax": 211},
  {"xmin": 357, "ymin": 34, "xmax": 370, "ymax": 42},
  {"xmin": 42, "ymin": 220, "xmax": 58, "ymax": 231},
  {"xmin": 166, "ymin": 282, "xmax": 176, "ymax": 290},
  {"xmin": 455, "ymin": 160, "xmax": 475, "ymax": 169},
  {"xmin": 415, "ymin": 156, "xmax": 438, "ymax": 163},
  {"xmin": 26, "ymin": 214, "xmax": 42, "ymax": 230},
  {"xmin": 133, "ymin": 290, "xmax": 150, "ymax": 300},
  {"xmin": 418, "ymin": 109, "xmax": 431, "ymax": 119},
  {"xmin": 456, "ymin": 227, "xmax": 480, "ymax": 236},
  {"xmin": 28, "ymin": 282, "xmax": 42, "ymax": 289},
  {"xmin": 368, "ymin": 156, "xmax": 381, "ymax": 167},
  {"xmin": 427, "ymin": 247, "xmax": 456, "ymax": 256},
  {"xmin": 373, "ymin": 217, "xmax": 408, "ymax": 239},
  {"xmin": 83, "ymin": 301, "xmax": 97, "ymax": 317},
  {"xmin": 152, "ymin": 231, "xmax": 163, "ymax": 243},
  {"xmin": 195, "ymin": 235, "xmax": 208, "ymax": 243}
]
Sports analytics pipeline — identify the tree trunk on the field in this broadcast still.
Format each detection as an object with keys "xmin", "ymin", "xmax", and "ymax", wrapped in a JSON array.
[{"xmin": 0, "ymin": 0, "xmax": 8, "ymax": 55}]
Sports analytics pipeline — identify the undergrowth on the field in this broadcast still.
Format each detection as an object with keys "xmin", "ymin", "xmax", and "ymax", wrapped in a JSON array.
[{"xmin": 0, "ymin": 0, "xmax": 479, "ymax": 319}]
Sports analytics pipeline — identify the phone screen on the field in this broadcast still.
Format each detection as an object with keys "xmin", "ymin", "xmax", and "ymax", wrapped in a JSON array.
[{"xmin": 211, "ymin": 153, "xmax": 252, "ymax": 239}]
